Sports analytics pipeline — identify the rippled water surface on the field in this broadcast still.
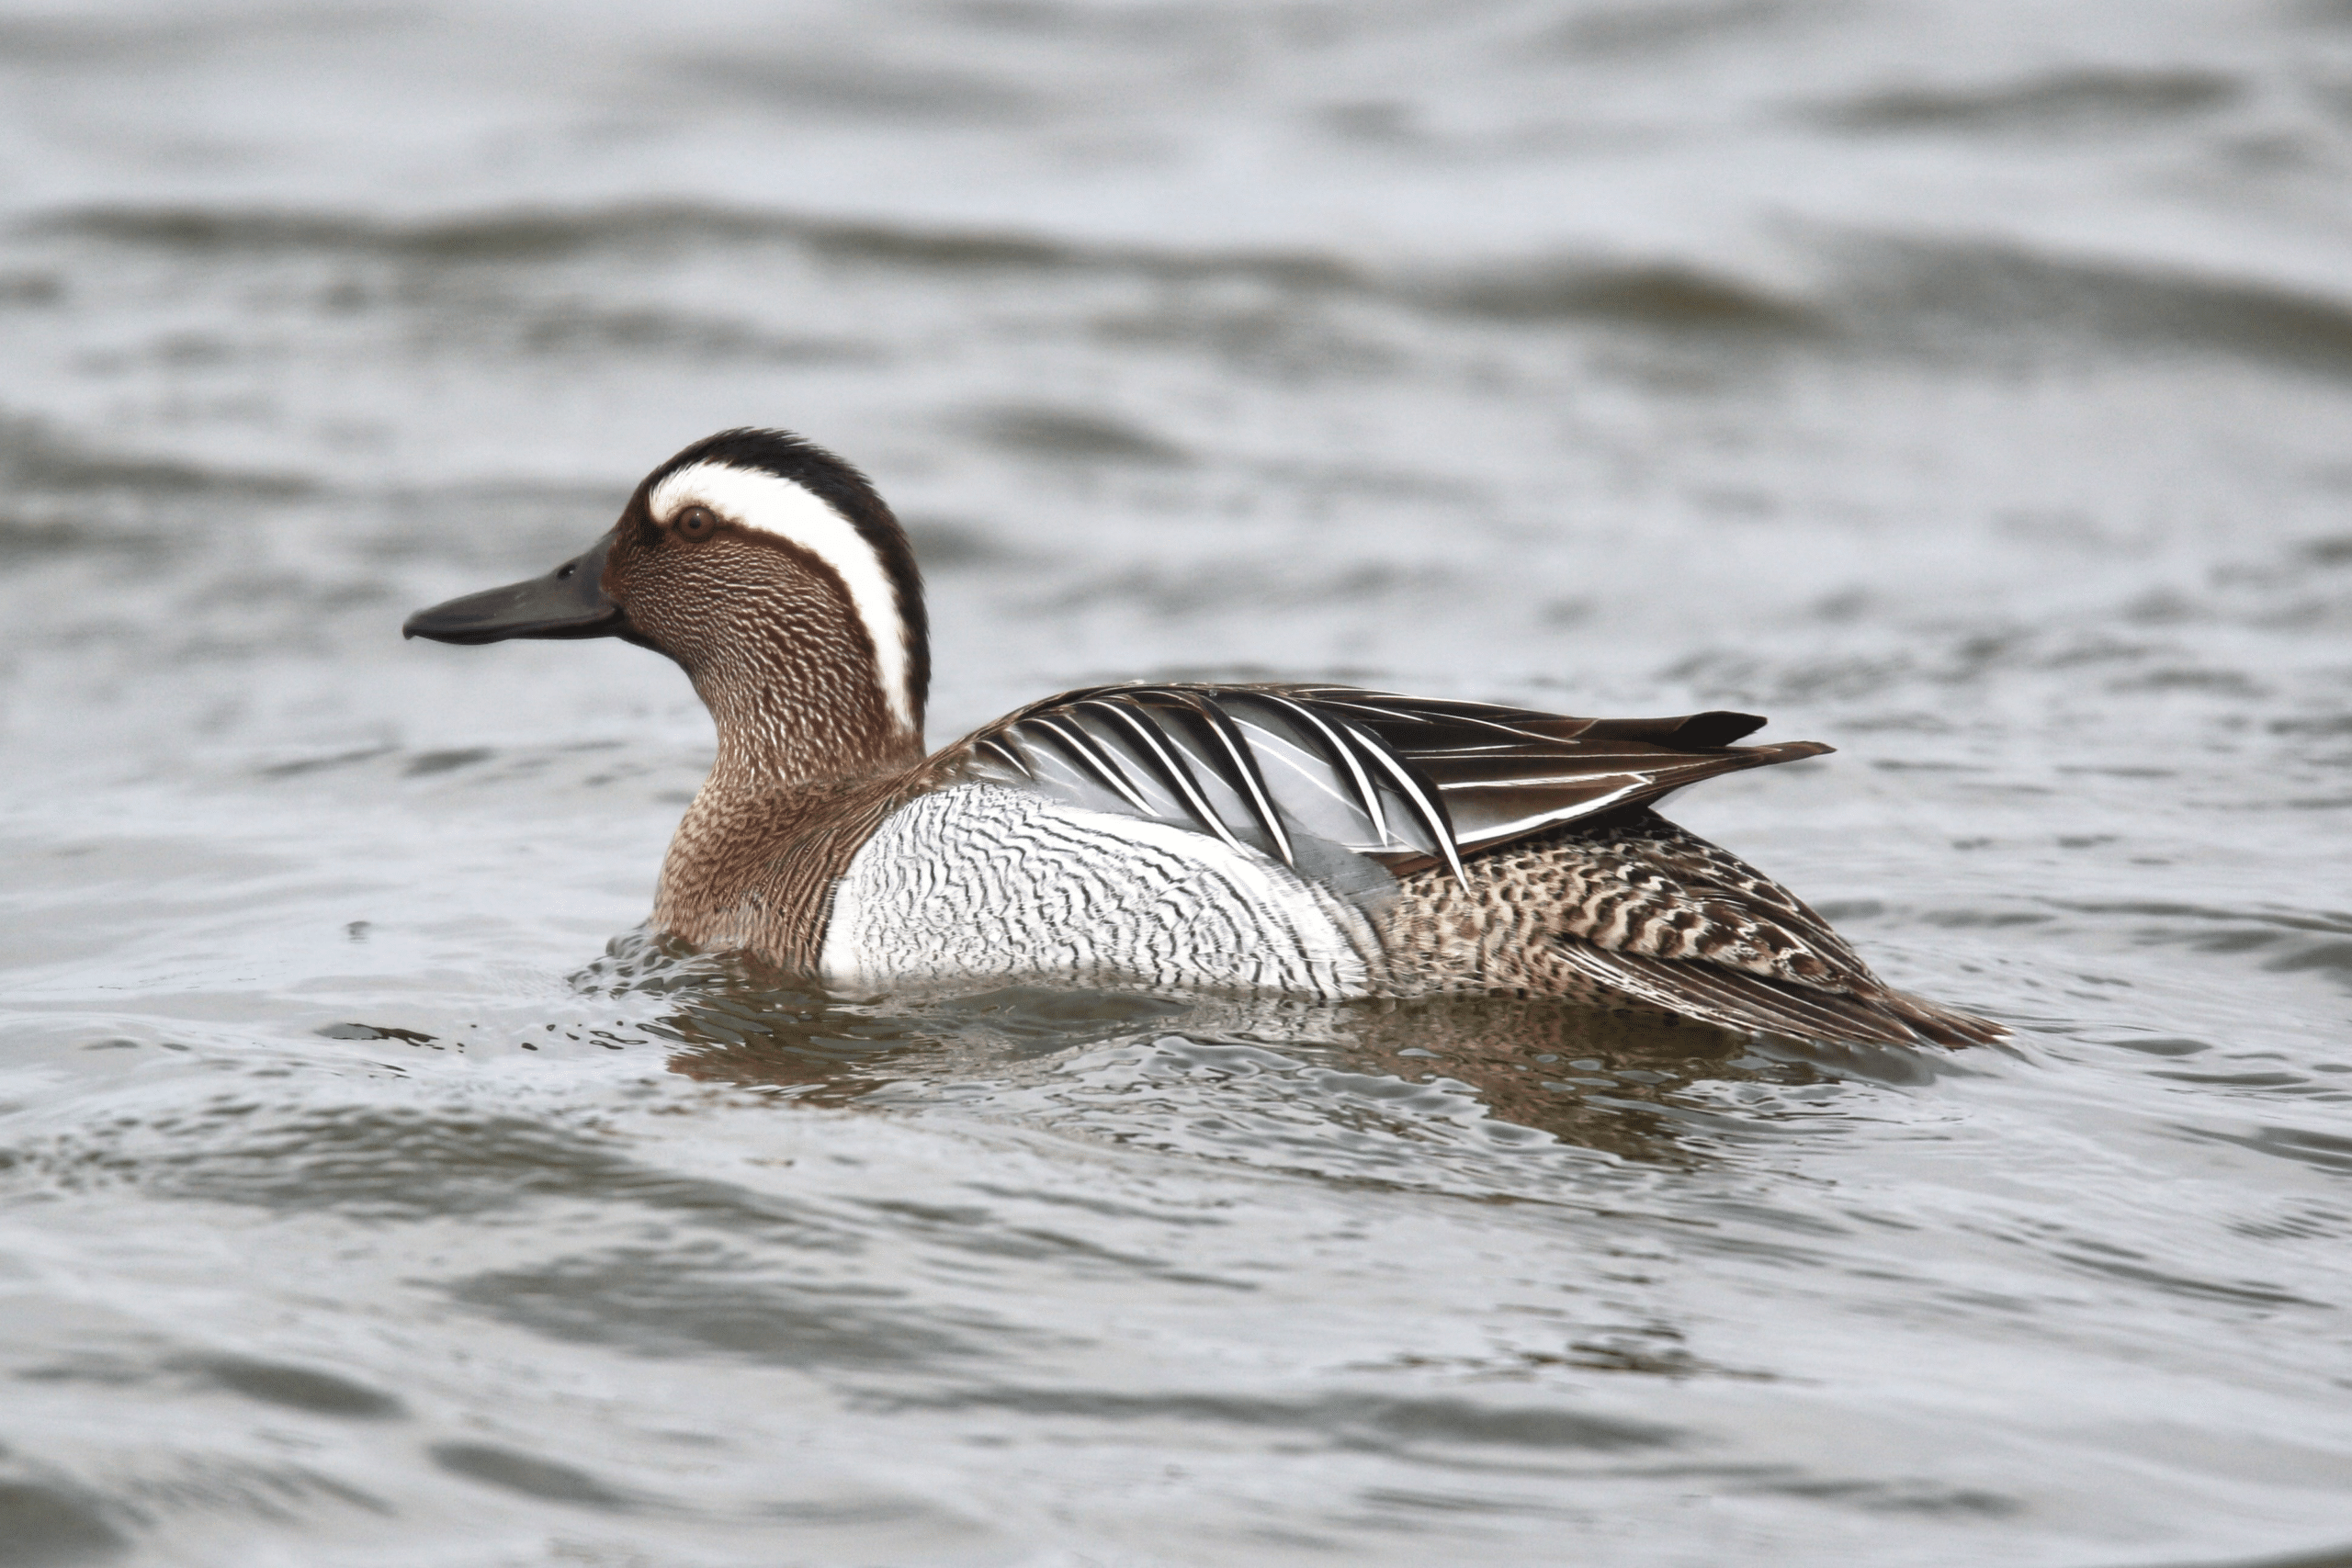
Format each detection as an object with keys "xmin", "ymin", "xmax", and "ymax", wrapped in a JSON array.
[{"xmin": 5, "ymin": 3, "xmax": 2352, "ymax": 1563}]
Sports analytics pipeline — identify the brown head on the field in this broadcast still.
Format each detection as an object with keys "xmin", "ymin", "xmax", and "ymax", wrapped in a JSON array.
[{"xmin": 403, "ymin": 428, "xmax": 929, "ymax": 787}]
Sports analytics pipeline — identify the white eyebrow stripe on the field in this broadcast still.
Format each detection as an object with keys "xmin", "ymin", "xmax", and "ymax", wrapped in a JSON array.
[{"xmin": 650, "ymin": 459, "xmax": 915, "ymax": 734}]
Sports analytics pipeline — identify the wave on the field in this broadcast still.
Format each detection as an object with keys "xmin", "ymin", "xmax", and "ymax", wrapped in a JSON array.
[
  {"xmin": 0, "ymin": 414, "xmax": 313, "ymax": 499},
  {"xmin": 1422, "ymin": 260, "xmax": 1819, "ymax": 330},
  {"xmin": 36, "ymin": 202, "xmax": 2352, "ymax": 371},
  {"xmin": 36, "ymin": 201, "xmax": 1357, "ymax": 286},
  {"xmin": 968, "ymin": 404, "xmax": 1191, "ymax": 465},
  {"xmin": 1807, "ymin": 66, "xmax": 2242, "ymax": 136},
  {"xmin": 681, "ymin": 51, "xmax": 1046, "ymax": 126},
  {"xmin": 1538, "ymin": 0, "xmax": 1811, "ymax": 58},
  {"xmin": 33, "ymin": 200, "xmax": 1814, "ymax": 330},
  {"xmin": 0, "ymin": 514, "xmax": 166, "ymax": 558},
  {"xmin": 1829, "ymin": 237, "xmax": 2352, "ymax": 375}
]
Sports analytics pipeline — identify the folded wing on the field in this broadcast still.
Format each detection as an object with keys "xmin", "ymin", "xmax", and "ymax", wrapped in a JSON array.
[
  {"xmin": 955, "ymin": 682, "xmax": 2005, "ymax": 1047},
  {"xmin": 1470, "ymin": 811, "xmax": 2011, "ymax": 1048},
  {"xmin": 957, "ymin": 682, "xmax": 1829, "ymax": 882}
]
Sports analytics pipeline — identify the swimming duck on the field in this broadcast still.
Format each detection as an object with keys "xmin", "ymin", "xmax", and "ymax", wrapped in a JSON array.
[{"xmin": 403, "ymin": 427, "xmax": 2003, "ymax": 1048}]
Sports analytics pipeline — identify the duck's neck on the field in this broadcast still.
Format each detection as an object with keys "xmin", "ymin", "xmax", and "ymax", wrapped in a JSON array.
[
  {"xmin": 690, "ymin": 649, "xmax": 922, "ymax": 799},
  {"xmin": 652, "ymin": 658, "xmax": 924, "ymax": 945}
]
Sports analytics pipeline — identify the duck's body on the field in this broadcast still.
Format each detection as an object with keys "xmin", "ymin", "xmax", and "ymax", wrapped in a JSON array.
[{"xmin": 405, "ymin": 428, "xmax": 2003, "ymax": 1049}]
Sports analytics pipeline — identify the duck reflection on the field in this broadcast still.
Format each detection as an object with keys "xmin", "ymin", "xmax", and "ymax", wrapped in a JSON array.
[{"xmin": 575, "ymin": 933, "xmax": 1926, "ymax": 1166}]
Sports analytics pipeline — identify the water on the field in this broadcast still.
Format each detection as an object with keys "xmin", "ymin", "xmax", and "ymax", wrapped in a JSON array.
[{"xmin": 3, "ymin": 2, "xmax": 2351, "ymax": 1562}]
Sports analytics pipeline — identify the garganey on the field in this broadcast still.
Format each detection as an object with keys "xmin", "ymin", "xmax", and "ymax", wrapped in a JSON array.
[{"xmin": 404, "ymin": 427, "xmax": 2003, "ymax": 1048}]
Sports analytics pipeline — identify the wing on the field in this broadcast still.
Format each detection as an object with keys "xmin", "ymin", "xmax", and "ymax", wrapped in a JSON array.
[
  {"xmin": 1523, "ymin": 814, "xmax": 2008, "ymax": 1049},
  {"xmin": 1553, "ymin": 944, "xmax": 2008, "ymax": 1048},
  {"xmin": 953, "ymin": 682, "xmax": 1830, "ymax": 883},
  {"xmin": 951, "ymin": 683, "xmax": 2006, "ymax": 1046},
  {"xmin": 1374, "ymin": 810, "xmax": 2008, "ymax": 1048}
]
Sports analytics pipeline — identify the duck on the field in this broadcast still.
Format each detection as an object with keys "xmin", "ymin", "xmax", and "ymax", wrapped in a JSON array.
[{"xmin": 402, "ymin": 427, "xmax": 2004, "ymax": 1049}]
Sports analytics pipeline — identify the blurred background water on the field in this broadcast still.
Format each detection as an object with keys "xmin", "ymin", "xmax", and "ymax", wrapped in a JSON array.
[{"xmin": 3, "ymin": 2, "xmax": 2351, "ymax": 1563}]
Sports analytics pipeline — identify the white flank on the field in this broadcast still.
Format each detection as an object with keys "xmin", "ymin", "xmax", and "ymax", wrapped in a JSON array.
[
  {"xmin": 650, "ymin": 460, "xmax": 915, "ymax": 733},
  {"xmin": 820, "ymin": 785, "xmax": 1378, "ymax": 999}
]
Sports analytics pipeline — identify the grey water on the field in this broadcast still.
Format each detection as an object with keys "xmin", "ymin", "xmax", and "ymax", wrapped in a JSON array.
[{"xmin": 3, "ymin": 2, "xmax": 2351, "ymax": 1563}]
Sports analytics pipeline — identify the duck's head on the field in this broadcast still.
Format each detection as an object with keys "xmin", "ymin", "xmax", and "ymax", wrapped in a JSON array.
[{"xmin": 404, "ymin": 428, "xmax": 928, "ymax": 779}]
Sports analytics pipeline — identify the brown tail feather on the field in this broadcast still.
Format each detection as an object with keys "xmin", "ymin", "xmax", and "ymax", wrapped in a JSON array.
[
  {"xmin": 1876, "ymin": 987, "xmax": 2009, "ymax": 1049},
  {"xmin": 1553, "ymin": 941, "xmax": 2007, "ymax": 1050}
]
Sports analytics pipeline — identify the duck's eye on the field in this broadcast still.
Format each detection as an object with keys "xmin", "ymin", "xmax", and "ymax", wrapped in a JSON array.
[{"xmin": 673, "ymin": 506, "xmax": 718, "ymax": 542}]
